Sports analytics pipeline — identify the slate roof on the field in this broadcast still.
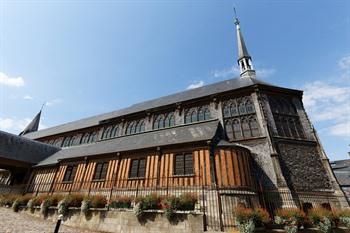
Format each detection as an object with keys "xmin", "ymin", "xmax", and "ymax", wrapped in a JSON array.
[
  {"xmin": 36, "ymin": 120, "xmax": 220, "ymax": 166},
  {"xmin": 331, "ymin": 159, "xmax": 350, "ymax": 186},
  {"xmin": 0, "ymin": 130, "xmax": 60, "ymax": 165},
  {"xmin": 24, "ymin": 77, "xmax": 299, "ymax": 140}
]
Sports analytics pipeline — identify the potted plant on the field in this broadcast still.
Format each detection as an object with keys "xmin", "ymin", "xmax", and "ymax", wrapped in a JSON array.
[
  {"xmin": 308, "ymin": 207, "xmax": 334, "ymax": 233},
  {"xmin": 233, "ymin": 206, "xmax": 255, "ymax": 233},
  {"xmin": 274, "ymin": 208, "xmax": 305, "ymax": 233}
]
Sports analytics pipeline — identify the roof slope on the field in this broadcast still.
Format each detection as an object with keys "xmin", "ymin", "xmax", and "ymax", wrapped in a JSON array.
[
  {"xmin": 0, "ymin": 130, "xmax": 60, "ymax": 165},
  {"xmin": 331, "ymin": 159, "xmax": 350, "ymax": 186},
  {"xmin": 24, "ymin": 77, "xmax": 291, "ymax": 140},
  {"xmin": 37, "ymin": 120, "xmax": 220, "ymax": 166}
]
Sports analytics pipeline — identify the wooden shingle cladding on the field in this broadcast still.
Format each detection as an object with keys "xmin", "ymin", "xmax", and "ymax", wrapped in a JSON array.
[
  {"xmin": 214, "ymin": 147, "xmax": 254, "ymax": 188},
  {"xmin": 28, "ymin": 145, "xmax": 255, "ymax": 193}
]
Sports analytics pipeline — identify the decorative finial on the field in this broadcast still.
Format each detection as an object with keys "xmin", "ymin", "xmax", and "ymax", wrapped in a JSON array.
[
  {"xmin": 41, "ymin": 102, "xmax": 46, "ymax": 111},
  {"xmin": 234, "ymin": 7, "xmax": 239, "ymax": 25}
]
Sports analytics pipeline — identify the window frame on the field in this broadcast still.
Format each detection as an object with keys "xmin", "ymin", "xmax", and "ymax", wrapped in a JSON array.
[
  {"xmin": 92, "ymin": 162, "xmax": 109, "ymax": 181},
  {"xmin": 62, "ymin": 165, "xmax": 78, "ymax": 183},
  {"xmin": 128, "ymin": 158, "xmax": 147, "ymax": 179},
  {"xmin": 173, "ymin": 152, "xmax": 194, "ymax": 176}
]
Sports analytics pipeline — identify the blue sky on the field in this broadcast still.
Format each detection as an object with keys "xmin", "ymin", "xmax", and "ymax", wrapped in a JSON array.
[{"xmin": 0, "ymin": 0, "xmax": 349, "ymax": 160}]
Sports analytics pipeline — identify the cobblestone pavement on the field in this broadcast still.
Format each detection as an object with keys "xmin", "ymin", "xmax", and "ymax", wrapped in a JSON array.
[{"xmin": 0, "ymin": 207, "xmax": 103, "ymax": 233}]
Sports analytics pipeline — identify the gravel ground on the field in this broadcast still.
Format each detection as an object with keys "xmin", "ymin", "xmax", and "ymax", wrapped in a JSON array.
[{"xmin": 0, "ymin": 207, "xmax": 103, "ymax": 233}]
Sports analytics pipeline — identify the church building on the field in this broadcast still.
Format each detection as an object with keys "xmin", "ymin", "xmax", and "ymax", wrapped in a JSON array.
[{"xmin": 0, "ymin": 16, "xmax": 348, "ymax": 230}]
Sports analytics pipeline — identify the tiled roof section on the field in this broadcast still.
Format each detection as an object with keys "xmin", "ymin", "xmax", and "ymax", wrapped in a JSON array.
[
  {"xmin": 331, "ymin": 159, "xmax": 350, "ymax": 186},
  {"xmin": 36, "ymin": 120, "xmax": 220, "ymax": 166},
  {"xmin": 24, "ymin": 77, "xmax": 295, "ymax": 140},
  {"xmin": 0, "ymin": 130, "xmax": 60, "ymax": 165}
]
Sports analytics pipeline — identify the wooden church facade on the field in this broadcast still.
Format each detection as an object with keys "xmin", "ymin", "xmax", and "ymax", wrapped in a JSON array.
[{"xmin": 1, "ymin": 15, "xmax": 348, "ymax": 231}]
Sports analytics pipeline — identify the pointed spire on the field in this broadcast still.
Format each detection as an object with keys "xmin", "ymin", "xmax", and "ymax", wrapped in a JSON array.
[
  {"xmin": 19, "ymin": 104, "xmax": 44, "ymax": 136},
  {"xmin": 234, "ymin": 8, "xmax": 255, "ymax": 78}
]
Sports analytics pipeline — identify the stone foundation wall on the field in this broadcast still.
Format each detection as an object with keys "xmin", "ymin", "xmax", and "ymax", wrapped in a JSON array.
[{"xmin": 25, "ymin": 208, "xmax": 204, "ymax": 233}]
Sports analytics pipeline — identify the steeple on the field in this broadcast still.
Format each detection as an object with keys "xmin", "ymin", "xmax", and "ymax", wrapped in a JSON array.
[
  {"xmin": 234, "ymin": 10, "xmax": 256, "ymax": 78},
  {"xmin": 19, "ymin": 104, "xmax": 44, "ymax": 136}
]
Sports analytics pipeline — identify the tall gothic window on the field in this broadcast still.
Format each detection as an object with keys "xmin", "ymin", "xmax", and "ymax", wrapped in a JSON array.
[
  {"xmin": 222, "ymin": 96, "xmax": 259, "ymax": 140},
  {"xmin": 269, "ymin": 96, "xmax": 306, "ymax": 139},
  {"xmin": 102, "ymin": 126, "xmax": 112, "ymax": 139},
  {"xmin": 184, "ymin": 105, "xmax": 211, "ymax": 124},
  {"xmin": 136, "ymin": 120, "xmax": 145, "ymax": 133},
  {"xmin": 81, "ymin": 133, "xmax": 90, "ymax": 144},
  {"xmin": 126, "ymin": 119, "xmax": 146, "ymax": 135},
  {"xmin": 153, "ymin": 114, "xmax": 165, "ymax": 129},
  {"xmin": 165, "ymin": 112, "xmax": 175, "ymax": 128},
  {"xmin": 110, "ymin": 125, "xmax": 119, "ymax": 138}
]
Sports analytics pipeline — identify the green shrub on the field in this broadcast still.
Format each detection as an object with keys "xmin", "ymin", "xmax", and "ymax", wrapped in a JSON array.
[
  {"xmin": 109, "ymin": 196, "xmax": 132, "ymax": 209},
  {"xmin": 274, "ymin": 208, "xmax": 305, "ymax": 233},
  {"xmin": 178, "ymin": 193, "xmax": 197, "ymax": 211},
  {"xmin": 338, "ymin": 209, "xmax": 350, "ymax": 228},
  {"xmin": 12, "ymin": 195, "xmax": 32, "ymax": 212},
  {"xmin": 65, "ymin": 194, "xmax": 84, "ymax": 208},
  {"xmin": 308, "ymin": 208, "xmax": 334, "ymax": 233},
  {"xmin": 90, "ymin": 195, "xmax": 107, "ymax": 208},
  {"xmin": 0, "ymin": 194, "xmax": 18, "ymax": 207},
  {"xmin": 252, "ymin": 208, "xmax": 270, "ymax": 225}
]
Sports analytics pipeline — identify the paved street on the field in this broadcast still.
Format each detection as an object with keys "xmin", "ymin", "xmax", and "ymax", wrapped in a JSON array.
[{"xmin": 0, "ymin": 207, "xmax": 102, "ymax": 233}]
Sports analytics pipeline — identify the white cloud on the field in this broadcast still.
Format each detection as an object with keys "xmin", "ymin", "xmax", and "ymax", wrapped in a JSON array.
[
  {"xmin": 303, "ymin": 80, "xmax": 350, "ymax": 138},
  {"xmin": 211, "ymin": 66, "xmax": 240, "ymax": 79},
  {"xmin": 256, "ymin": 68, "xmax": 276, "ymax": 78},
  {"xmin": 23, "ymin": 95, "xmax": 33, "ymax": 100},
  {"xmin": 0, "ymin": 118, "xmax": 14, "ymax": 130},
  {"xmin": 328, "ymin": 122, "xmax": 350, "ymax": 137},
  {"xmin": 187, "ymin": 81, "xmax": 204, "ymax": 90},
  {"xmin": 46, "ymin": 98, "xmax": 62, "ymax": 107},
  {"xmin": 0, "ymin": 72, "xmax": 25, "ymax": 87},
  {"xmin": 338, "ymin": 55, "xmax": 350, "ymax": 70}
]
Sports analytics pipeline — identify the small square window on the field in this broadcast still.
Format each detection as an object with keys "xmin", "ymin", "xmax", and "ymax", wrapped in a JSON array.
[
  {"xmin": 174, "ymin": 153, "xmax": 194, "ymax": 176},
  {"xmin": 93, "ymin": 162, "xmax": 109, "ymax": 180},
  {"xmin": 63, "ymin": 165, "xmax": 77, "ymax": 182},
  {"xmin": 129, "ymin": 158, "xmax": 146, "ymax": 178}
]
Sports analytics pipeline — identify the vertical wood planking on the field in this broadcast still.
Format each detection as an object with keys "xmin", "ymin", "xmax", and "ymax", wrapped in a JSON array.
[
  {"xmin": 225, "ymin": 149, "xmax": 235, "ymax": 186},
  {"xmin": 232, "ymin": 149, "xmax": 241, "ymax": 186}
]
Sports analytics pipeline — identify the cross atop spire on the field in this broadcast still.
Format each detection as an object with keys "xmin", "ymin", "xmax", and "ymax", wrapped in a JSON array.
[{"xmin": 234, "ymin": 9, "xmax": 255, "ymax": 78}]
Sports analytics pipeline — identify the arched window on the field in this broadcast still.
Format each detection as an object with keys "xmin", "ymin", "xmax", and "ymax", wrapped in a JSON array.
[
  {"xmin": 233, "ymin": 119, "xmax": 242, "ymax": 140},
  {"xmin": 190, "ymin": 110, "xmax": 197, "ymax": 123},
  {"xmin": 230, "ymin": 102, "xmax": 239, "ymax": 116},
  {"xmin": 238, "ymin": 101, "xmax": 246, "ymax": 115},
  {"xmin": 296, "ymin": 121, "xmax": 305, "ymax": 139},
  {"xmin": 110, "ymin": 125, "xmax": 119, "ymax": 138},
  {"xmin": 88, "ymin": 132, "xmax": 97, "ymax": 143},
  {"xmin": 241, "ymin": 118, "xmax": 251, "ymax": 138},
  {"xmin": 198, "ymin": 107, "xmax": 205, "ymax": 121},
  {"xmin": 70, "ymin": 135, "xmax": 79, "ymax": 146},
  {"xmin": 102, "ymin": 126, "xmax": 112, "ymax": 139},
  {"xmin": 165, "ymin": 112, "xmax": 175, "ymax": 128},
  {"xmin": 153, "ymin": 115, "xmax": 165, "ymax": 129},
  {"xmin": 204, "ymin": 107, "xmax": 211, "ymax": 120},
  {"xmin": 281, "ymin": 117, "xmax": 291, "ymax": 137},
  {"xmin": 249, "ymin": 117, "xmax": 259, "ymax": 137},
  {"xmin": 225, "ymin": 120, "xmax": 233, "ymax": 140},
  {"xmin": 185, "ymin": 110, "xmax": 192, "ymax": 124},
  {"xmin": 136, "ymin": 120, "xmax": 145, "ymax": 133},
  {"xmin": 275, "ymin": 116, "xmax": 284, "ymax": 136},
  {"xmin": 288, "ymin": 118, "xmax": 298, "ymax": 138},
  {"xmin": 245, "ymin": 100, "xmax": 255, "ymax": 114},
  {"xmin": 81, "ymin": 133, "xmax": 90, "ymax": 144},
  {"xmin": 62, "ymin": 136, "xmax": 72, "ymax": 147},
  {"xmin": 223, "ymin": 104, "xmax": 230, "ymax": 117},
  {"xmin": 126, "ymin": 122, "xmax": 134, "ymax": 135}
]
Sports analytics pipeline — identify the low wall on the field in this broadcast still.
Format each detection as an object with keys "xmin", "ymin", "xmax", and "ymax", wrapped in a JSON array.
[{"xmin": 25, "ymin": 208, "xmax": 204, "ymax": 233}]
